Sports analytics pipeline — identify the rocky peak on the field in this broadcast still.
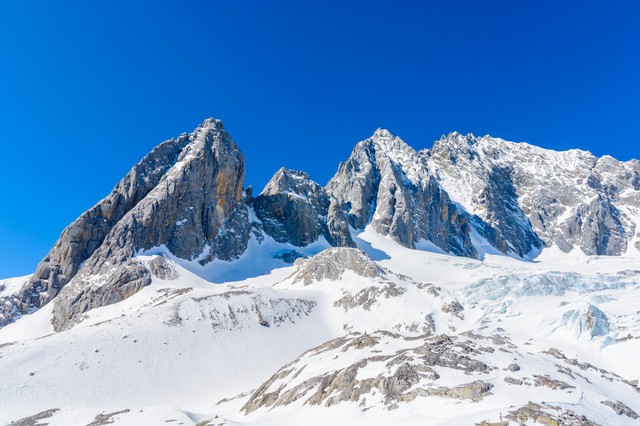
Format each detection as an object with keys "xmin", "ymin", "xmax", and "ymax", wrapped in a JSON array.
[
  {"xmin": 252, "ymin": 165, "xmax": 355, "ymax": 248},
  {"xmin": 372, "ymin": 128, "xmax": 392, "ymax": 138},
  {"xmin": 41, "ymin": 118, "xmax": 252, "ymax": 330},
  {"xmin": 426, "ymin": 133, "xmax": 640, "ymax": 256},
  {"xmin": 430, "ymin": 132, "xmax": 477, "ymax": 153},
  {"xmin": 195, "ymin": 116, "xmax": 223, "ymax": 131},
  {"xmin": 369, "ymin": 128, "xmax": 411, "ymax": 152},
  {"xmin": 368, "ymin": 129, "xmax": 421, "ymax": 171},
  {"xmin": 260, "ymin": 168, "xmax": 322, "ymax": 198},
  {"xmin": 253, "ymin": 168, "xmax": 335, "ymax": 247},
  {"xmin": 326, "ymin": 132, "xmax": 477, "ymax": 258}
]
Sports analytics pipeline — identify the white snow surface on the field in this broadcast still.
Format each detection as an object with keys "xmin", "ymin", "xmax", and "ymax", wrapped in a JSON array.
[
  {"xmin": 0, "ymin": 275, "xmax": 30, "ymax": 298},
  {"xmin": 1, "ymin": 227, "xmax": 640, "ymax": 424}
]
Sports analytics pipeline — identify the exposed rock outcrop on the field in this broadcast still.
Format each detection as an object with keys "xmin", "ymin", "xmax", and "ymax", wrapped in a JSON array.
[
  {"xmin": 27, "ymin": 118, "xmax": 252, "ymax": 331},
  {"xmin": 289, "ymin": 248, "xmax": 387, "ymax": 285},
  {"xmin": 14, "ymin": 134, "xmax": 192, "ymax": 322},
  {"xmin": 427, "ymin": 132, "xmax": 640, "ymax": 256},
  {"xmin": 165, "ymin": 290, "xmax": 316, "ymax": 331},
  {"xmin": 326, "ymin": 129, "xmax": 478, "ymax": 257},
  {"xmin": 601, "ymin": 400, "xmax": 639, "ymax": 419},
  {"xmin": 242, "ymin": 332, "xmax": 495, "ymax": 414},
  {"xmin": 496, "ymin": 402, "xmax": 599, "ymax": 426},
  {"xmin": 8, "ymin": 408, "xmax": 61, "ymax": 426},
  {"xmin": 240, "ymin": 330, "xmax": 633, "ymax": 419}
]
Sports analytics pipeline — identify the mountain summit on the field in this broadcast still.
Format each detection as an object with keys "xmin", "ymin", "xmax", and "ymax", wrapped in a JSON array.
[{"xmin": 4, "ymin": 119, "xmax": 250, "ymax": 329}]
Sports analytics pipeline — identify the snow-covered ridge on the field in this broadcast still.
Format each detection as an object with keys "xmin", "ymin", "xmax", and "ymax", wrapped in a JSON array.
[
  {"xmin": 426, "ymin": 131, "xmax": 640, "ymax": 256},
  {"xmin": 369, "ymin": 128, "xmax": 430, "ymax": 186}
]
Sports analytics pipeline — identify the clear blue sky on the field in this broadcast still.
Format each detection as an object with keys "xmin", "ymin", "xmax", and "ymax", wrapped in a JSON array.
[{"xmin": 0, "ymin": 1, "xmax": 638, "ymax": 278}]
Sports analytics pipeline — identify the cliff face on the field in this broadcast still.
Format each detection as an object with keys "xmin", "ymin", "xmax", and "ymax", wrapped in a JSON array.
[
  {"xmin": 427, "ymin": 132, "xmax": 640, "ymax": 256},
  {"xmin": 23, "ymin": 135, "xmax": 192, "ymax": 314},
  {"xmin": 5, "ymin": 119, "xmax": 250, "ymax": 330},
  {"xmin": 326, "ymin": 129, "xmax": 477, "ymax": 257},
  {"xmin": 253, "ymin": 167, "xmax": 354, "ymax": 248}
]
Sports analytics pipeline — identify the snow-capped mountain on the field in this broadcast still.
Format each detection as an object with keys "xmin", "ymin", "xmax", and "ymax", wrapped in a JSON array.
[
  {"xmin": 1, "ymin": 118, "xmax": 639, "ymax": 425},
  {"xmin": 427, "ymin": 132, "xmax": 640, "ymax": 256},
  {"xmin": 326, "ymin": 129, "xmax": 478, "ymax": 257}
]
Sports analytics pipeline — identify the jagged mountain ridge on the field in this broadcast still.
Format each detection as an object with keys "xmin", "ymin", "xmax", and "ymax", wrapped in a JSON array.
[
  {"xmin": 325, "ymin": 129, "xmax": 478, "ymax": 257},
  {"xmin": 427, "ymin": 132, "xmax": 640, "ymax": 256},
  {"xmin": 1, "ymin": 118, "xmax": 640, "ymax": 425},
  {"xmin": 1, "ymin": 118, "xmax": 638, "ymax": 331}
]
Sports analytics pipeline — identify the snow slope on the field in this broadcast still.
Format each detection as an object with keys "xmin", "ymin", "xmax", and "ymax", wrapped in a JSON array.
[{"xmin": 1, "ymin": 227, "xmax": 640, "ymax": 425}]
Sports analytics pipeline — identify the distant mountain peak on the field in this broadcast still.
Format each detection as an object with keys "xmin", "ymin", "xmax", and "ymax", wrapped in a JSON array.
[
  {"xmin": 260, "ymin": 167, "xmax": 318, "ymax": 196},
  {"xmin": 435, "ymin": 131, "xmax": 479, "ymax": 149},
  {"xmin": 367, "ymin": 128, "xmax": 417, "ymax": 160},
  {"xmin": 197, "ymin": 116, "xmax": 223, "ymax": 130},
  {"xmin": 275, "ymin": 167, "xmax": 311, "ymax": 180},
  {"xmin": 372, "ymin": 128, "xmax": 393, "ymax": 139}
]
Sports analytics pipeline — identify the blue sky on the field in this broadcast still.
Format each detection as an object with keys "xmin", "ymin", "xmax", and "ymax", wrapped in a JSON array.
[{"xmin": 0, "ymin": 1, "xmax": 638, "ymax": 277}]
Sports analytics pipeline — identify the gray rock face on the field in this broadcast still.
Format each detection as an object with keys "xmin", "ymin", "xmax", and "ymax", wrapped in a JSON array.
[
  {"xmin": 601, "ymin": 400, "xmax": 639, "ymax": 419},
  {"xmin": 326, "ymin": 136, "xmax": 379, "ymax": 230},
  {"xmin": 472, "ymin": 164, "xmax": 544, "ymax": 257},
  {"xmin": 253, "ymin": 168, "xmax": 354, "ymax": 248},
  {"xmin": 326, "ymin": 129, "xmax": 477, "ymax": 257},
  {"xmin": 253, "ymin": 168, "xmax": 329, "ymax": 246},
  {"xmin": 14, "ymin": 135, "xmax": 191, "ymax": 320},
  {"xmin": 427, "ymin": 132, "xmax": 640, "ymax": 256},
  {"xmin": 148, "ymin": 256, "xmax": 179, "ymax": 280},
  {"xmin": 324, "ymin": 201, "xmax": 356, "ymax": 247},
  {"xmin": 333, "ymin": 282, "xmax": 406, "ymax": 312},
  {"xmin": 20, "ymin": 118, "xmax": 251, "ymax": 331}
]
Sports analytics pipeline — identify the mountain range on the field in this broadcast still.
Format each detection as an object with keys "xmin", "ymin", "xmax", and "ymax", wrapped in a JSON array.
[{"xmin": 1, "ymin": 118, "xmax": 639, "ymax": 425}]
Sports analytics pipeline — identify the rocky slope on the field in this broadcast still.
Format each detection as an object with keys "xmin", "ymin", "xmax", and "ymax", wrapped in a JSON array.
[
  {"xmin": 241, "ymin": 330, "xmax": 638, "ymax": 425},
  {"xmin": 426, "ymin": 132, "xmax": 640, "ymax": 256},
  {"xmin": 326, "ymin": 129, "xmax": 478, "ymax": 257},
  {"xmin": 1, "ymin": 119, "xmax": 251, "ymax": 330}
]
